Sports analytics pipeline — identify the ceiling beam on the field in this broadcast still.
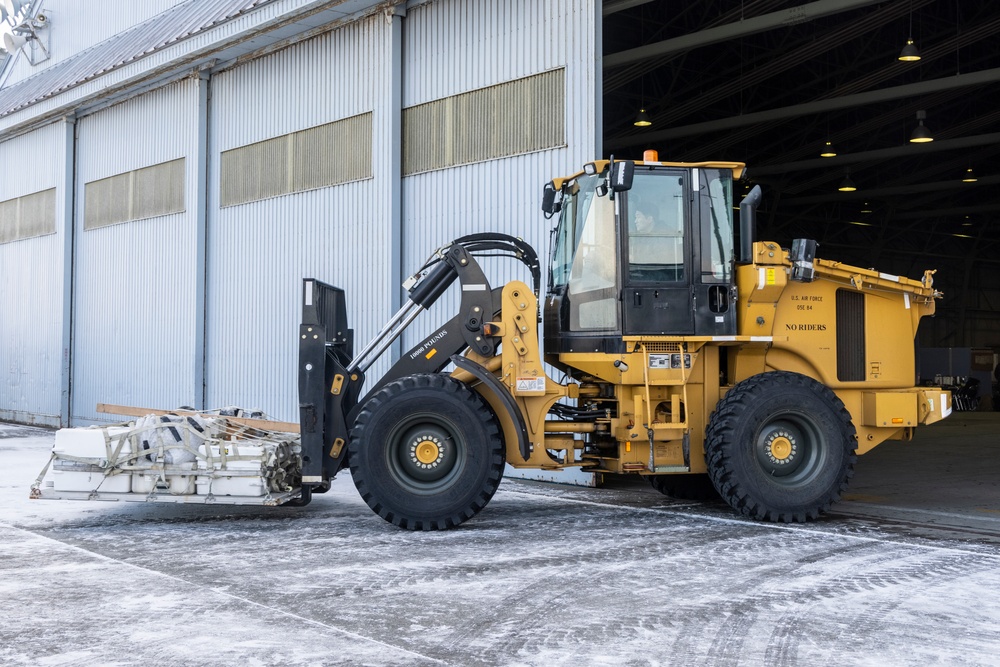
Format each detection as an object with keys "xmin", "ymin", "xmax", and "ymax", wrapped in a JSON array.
[
  {"xmin": 611, "ymin": 67, "xmax": 1000, "ymax": 148},
  {"xmin": 602, "ymin": 0, "xmax": 656, "ymax": 16},
  {"xmin": 751, "ymin": 132, "xmax": 1000, "ymax": 176},
  {"xmin": 603, "ymin": 0, "xmax": 885, "ymax": 69},
  {"xmin": 647, "ymin": 0, "xmax": 926, "ymax": 129},
  {"xmin": 782, "ymin": 173, "xmax": 1000, "ymax": 206},
  {"xmin": 894, "ymin": 204, "xmax": 1000, "ymax": 220}
]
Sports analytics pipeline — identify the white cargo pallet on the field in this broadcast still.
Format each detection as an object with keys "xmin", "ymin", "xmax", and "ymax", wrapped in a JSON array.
[{"xmin": 32, "ymin": 412, "xmax": 304, "ymax": 508}]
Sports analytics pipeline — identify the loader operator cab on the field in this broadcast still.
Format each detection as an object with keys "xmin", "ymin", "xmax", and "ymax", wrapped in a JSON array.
[{"xmin": 543, "ymin": 155, "xmax": 746, "ymax": 353}]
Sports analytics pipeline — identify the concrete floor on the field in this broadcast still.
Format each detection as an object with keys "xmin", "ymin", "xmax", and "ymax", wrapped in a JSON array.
[{"xmin": 2, "ymin": 413, "xmax": 999, "ymax": 666}]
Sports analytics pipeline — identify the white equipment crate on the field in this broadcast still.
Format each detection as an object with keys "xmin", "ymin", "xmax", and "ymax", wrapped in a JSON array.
[
  {"xmin": 51, "ymin": 426, "xmax": 134, "ymax": 493},
  {"xmin": 197, "ymin": 443, "xmax": 268, "ymax": 498}
]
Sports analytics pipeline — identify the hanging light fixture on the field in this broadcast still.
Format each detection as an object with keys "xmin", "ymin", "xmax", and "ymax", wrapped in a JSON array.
[
  {"xmin": 961, "ymin": 167, "xmax": 977, "ymax": 182},
  {"xmin": 820, "ymin": 140, "xmax": 836, "ymax": 157},
  {"xmin": 899, "ymin": 39, "xmax": 921, "ymax": 62},
  {"xmin": 898, "ymin": 1, "xmax": 921, "ymax": 61},
  {"xmin": 909, "ymin": 110, "xmax": 934, "ymax": 143},
  {"xmin": 860, "ymin": 202, "xmax": 873, "ymax": 213},
  {"xmin": 838, "ymin": 169, "xmax": 857, "ymax": 192},
  {"xmin": 635, "ymin": 66, "xmax": 652, "ymax": 127}
]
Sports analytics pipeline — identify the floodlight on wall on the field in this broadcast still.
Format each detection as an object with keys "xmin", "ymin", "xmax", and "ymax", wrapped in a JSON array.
[
  {"xmin": 909, "ymin": 110, "xmax": 933, "ymax": 143},
  {"xmin": 820, "ymin": 140, "xmax": 836, "ymax": 157},
  {"xmin": 961, "ymin": 167, "xmax": 977, "ymax": 183},
  {"xmin": 838, "ymin": 169, "xmax": 857, "ymax": 192}
]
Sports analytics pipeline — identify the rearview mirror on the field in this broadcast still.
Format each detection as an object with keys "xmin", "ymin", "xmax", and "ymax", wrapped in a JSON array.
[
  {"xmin": 541, "ymin": 181, "xmax": 562, "ymax": 218},
  {"xmin": 610, "ymin": 160, "xmax": 635, "ymax": 192}
]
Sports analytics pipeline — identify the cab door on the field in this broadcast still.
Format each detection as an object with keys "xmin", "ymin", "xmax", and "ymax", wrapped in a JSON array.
[
  {"xmin": 621, "ymin": 169, "xmax": 694, "ymax": 335},
  {"xmin": 691, "ymin": 168, "xmax": 737, "ymax": 336}
]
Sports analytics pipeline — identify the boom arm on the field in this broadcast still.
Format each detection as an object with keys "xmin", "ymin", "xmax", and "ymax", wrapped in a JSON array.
[{"xmin": 297, "ymin": 234, "xmax": 540, "ymax": 495}]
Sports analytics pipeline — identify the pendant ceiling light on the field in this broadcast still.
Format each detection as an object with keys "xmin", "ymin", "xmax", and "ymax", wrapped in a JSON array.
[
  {"xmin": 820, "ymin": 141, "xmax": 836, "ymax": 157},
  {"xmin": 899, "ymin": 39, "xmax": 921, "ymax": 62},
  {"xmin": 838, "ymin": 169, "xmax": 857, "ymax": 192},
  {"xmin": 909, "ymin": 110, "xmax": 934, "ymax": 143},
  {"xmin": 634, "ymin": 108, "xmax": 651, "ymax": 127},
  {"xmin": 898, "ymin": 1, "xmax": 921, "ymax": 61}
]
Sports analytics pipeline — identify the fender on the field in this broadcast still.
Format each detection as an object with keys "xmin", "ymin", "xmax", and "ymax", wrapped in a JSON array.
[{"xmin": 451, "ymin": 354, "xmax": 531, "ymax": 462}]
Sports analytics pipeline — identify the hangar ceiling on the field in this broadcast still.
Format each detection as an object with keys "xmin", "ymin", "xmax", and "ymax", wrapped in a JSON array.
[{"xmin": 601, "ymin": 0, "xmax": 1000, "ymax": 347}]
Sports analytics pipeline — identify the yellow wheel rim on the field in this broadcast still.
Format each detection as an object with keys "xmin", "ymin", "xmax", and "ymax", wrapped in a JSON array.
[
  {"xmin": 414, "ymin": 440, "xmax": 440, "ymax": 465},
  {"xmin": 769, "ymin": 436, "xmax": 793, "ymax": 461}
]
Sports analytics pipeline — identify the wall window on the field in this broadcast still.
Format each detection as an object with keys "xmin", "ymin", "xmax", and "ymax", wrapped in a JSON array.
[
  {"xmin": 0, "ymin": 187, "xmax": 57, "ymax": 243},
  {"xmin": 220, "ymin": 113, "xmax": 373, "ymax": 207},
  {"xmin": 84, "ymin": 158, "xmax": 185, "ymax": 229},
  {"xmin": 403, "ymin": 69, "xmax": 566, "ymax": 176}
]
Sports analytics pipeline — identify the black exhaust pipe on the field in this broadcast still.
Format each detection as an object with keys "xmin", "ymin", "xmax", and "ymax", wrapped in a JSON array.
[{"xmin": 739, "ymin": 184, "xmax": 762, "ymax": 264}]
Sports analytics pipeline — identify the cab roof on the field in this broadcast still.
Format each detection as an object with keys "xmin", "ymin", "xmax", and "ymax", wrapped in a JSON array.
[{"xmin": 550, "ymin": 160, "xmax": 746, "ymax": 191}]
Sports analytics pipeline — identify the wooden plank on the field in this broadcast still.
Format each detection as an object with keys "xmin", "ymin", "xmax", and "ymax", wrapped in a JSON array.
[{"xmin": 96, "ymin": 403, "xmax": 301, "ymax": 434}]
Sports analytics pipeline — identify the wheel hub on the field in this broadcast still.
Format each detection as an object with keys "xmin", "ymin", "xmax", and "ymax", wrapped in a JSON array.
[
  {"xmin": 762, "ymin": 429, "xmax": 797, "ymax": 466},
  {"xmin": 406, "ymin": 432, "xmax": 447, "ymax": 471},
  {"xmin": 769, "ymin": 435, "xmax": 794, "ymax": 461},
  {"xmin": 387, "ymin": 419, "xmax": 463, "ymax": 491},
  {"xmin": 413, "ymin": 439, "xmax": 441, "ymax": 465}
]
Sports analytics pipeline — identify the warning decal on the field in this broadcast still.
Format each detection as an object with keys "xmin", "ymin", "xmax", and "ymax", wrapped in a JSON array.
[{"xmin": 515, "ymin": 377, "xmax": 546, "ymax": 393}]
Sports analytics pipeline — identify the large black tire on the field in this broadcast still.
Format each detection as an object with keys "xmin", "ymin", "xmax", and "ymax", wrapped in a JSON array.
[
  {"xmin": 348, "ymin": 374, "xmax": 505, "ymax": 530},
  {"xmin": 648, "ymin": 473, "xmax": 719, "ymax": 501},
  {"xmin": 705, "ymin": 371, "xmax": 857, "ymax": 523}
]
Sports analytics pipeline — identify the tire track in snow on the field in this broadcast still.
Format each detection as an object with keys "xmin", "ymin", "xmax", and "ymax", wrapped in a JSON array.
[
  {"xmin": 0, "ymin": 520, "xmax": 447, "ymax": 665},
  {"xmin": 498, "ymin": 486, "xmax": 1000, "ymax": 558}
]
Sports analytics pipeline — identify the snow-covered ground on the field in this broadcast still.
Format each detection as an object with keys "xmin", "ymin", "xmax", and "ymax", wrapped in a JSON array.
[{"xmin": 3, "ymin": 420, "xmax": 1000, "ymax": 667}]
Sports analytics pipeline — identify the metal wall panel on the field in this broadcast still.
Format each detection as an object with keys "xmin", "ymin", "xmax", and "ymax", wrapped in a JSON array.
[
  {"xmin": 0, "ymin": 121, "xmax": 67, "ymax": 424},
  {"xmin": 400, "ymin": 0, "xmax": 598, "ymax": 347},
  {"xmin": 400, "ymin": 0, "xmax": 598, "ymax": 486},
  {"xmin": 72, "ymin": 79, "xmax": 201, "ymax": 424},
  {"xmin": 206, "ymin": 15, "xmax": 394, "ymax": 421}
]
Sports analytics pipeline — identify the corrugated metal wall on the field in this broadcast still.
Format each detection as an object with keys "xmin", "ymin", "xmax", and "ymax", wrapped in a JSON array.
[
  {"xmin": 206, "ymin": 15, "xmax": 394, "ymax": 421},
  {"xmin": 2, "ymin": 0, "xmax": 601, "ymax": 437},
  {"xmin": 399, "ymin": 0, "xmax": 598, "ymax": 350},
  {"xmin": 71, "ymin": 79, "xmax": 201, "ymax": 423},
  {"xmin": 0, "ymin": 121, "xmax": 67, "ymax": 425}
]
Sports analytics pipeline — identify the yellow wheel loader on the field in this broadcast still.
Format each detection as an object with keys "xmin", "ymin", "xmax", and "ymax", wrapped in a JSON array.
[
  {"xmin": 33, "ymin": 154, "xmax": 949, "ymax": 527},
  {"xmin": 297, "ymin": 154, "xmax": 950, "ymax": 529}
]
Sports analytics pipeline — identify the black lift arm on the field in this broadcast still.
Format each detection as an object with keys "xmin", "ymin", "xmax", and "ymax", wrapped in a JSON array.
[{"xmin": 297, "ymin": 234, "xmax": 539, "ymax": 493}]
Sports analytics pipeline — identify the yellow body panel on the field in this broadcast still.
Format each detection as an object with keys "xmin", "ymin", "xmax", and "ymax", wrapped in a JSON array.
[{"xmin": 470, "ymin": 239, "xmax": 943, "ymax": 475}]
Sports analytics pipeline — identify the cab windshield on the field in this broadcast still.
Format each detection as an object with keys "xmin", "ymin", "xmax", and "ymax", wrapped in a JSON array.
[
  {"xmin": 548, "ymin": 173, "xmax": 618, "ymax": 330},
  {"xmin": 549, "ymin": 174, "xmax": 615, "ymax": 291}
]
